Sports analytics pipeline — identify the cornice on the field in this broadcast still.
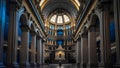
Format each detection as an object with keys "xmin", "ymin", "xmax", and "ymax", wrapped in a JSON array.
[
  {"xmin": 74, "ymin": 0, "xmax": 97, "ymax": 41},
  {"xmin": 23, "ymin": 0, "xmax": 47, "ymax": 38}
]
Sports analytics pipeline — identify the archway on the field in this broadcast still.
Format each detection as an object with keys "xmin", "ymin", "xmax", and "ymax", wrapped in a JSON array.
[
  {"xmin": 17, "ymin": 13, "xmax": 29, "ymax": 64},
  {"xmin": 89, "ymin": 14, "xmax": 100, "ymax": 63}
]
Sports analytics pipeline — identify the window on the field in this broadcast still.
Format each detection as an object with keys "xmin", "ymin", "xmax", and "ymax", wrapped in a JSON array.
[
  {"xmin": 64, "ymin": 15, "xmax": 70, "ymax": 22},
  {"xmin": 57, "ymin": 30, "xmax": 63, "ymax": 36},
  {"xmin": 57, "ymin": 16, "xmax": 63, "ymax": 23},
  {"xmin": 50, "ymin": 25, "xmax": 54, "ymax": 30},
  {"xmin": 58, "ymin": 26, "xmax": 63, "ymax": 30},
  {"xmin": 57, "ymin": 40, "xmax": 63, "ymax": 45},
  {"xmin": 50, "ymin": 15, "xmax": 57, "ymax": 22},
  {"xmin": 49, "ymin": 13, "xmax": 70, "ymax": 24},
  {"xmin": 66, "ymin": 25, "xmax": 70, "ymax": 29}
]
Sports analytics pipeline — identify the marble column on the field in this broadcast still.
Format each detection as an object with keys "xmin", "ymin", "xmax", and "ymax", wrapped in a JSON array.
[
  {"xmin": 36, "ymin": 37, "xmax": 41, "ymax": 65},
  {"xmin": 80, "ymin": 33, "xmax": 88, "ymax": 66},
  {"xmin": 87, "ymin": 26, "xmax": 97, "ymax": 67},
  {"xmin": 99, "ymin": 1, "xmax": 111, "ymax": 66},
  {"xmin": 76, "ymin": 41, "xmax": 79, "ymax": 64},
  {"xmin": 40, "ymin": 39, "xmax": 43, "ymax": 64},
  {"xmin": 76, "ymin": 38, "xmax": 81, "ymax": 65},
  {"xmin": 0, "ymin": 0, "xmax": 6, "ymax": 66},
  {"xmin": 30, "ymin": 32, "xmax": 36, "ymax": 65},
  {"xmin": 7, "ymin": 1, "xmax": 18, "ymax": 66},
  {"xmin": 42, "ymin": 41, "xmax": 45, "ymax": 64},
  {"xmin": 20, "ymin": 26, "xmax": 29, "ymax": 65},
  {"xmin": 114, "ymin": 0, "xmax": 120, "ymax": 66},
  {"xmin": 78, "ymin": 38, "xmax": 81, "ymax": 65}
]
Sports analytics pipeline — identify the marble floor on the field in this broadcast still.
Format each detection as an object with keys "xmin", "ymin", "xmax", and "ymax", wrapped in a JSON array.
[{"xmin": 0, "ymin": 64, "xmax": 116, "ymax": 68}]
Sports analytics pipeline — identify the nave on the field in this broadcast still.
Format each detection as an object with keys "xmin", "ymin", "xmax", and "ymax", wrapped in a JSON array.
[
  {"xmin": 0, "ymin": 0, "xmax": 120, "ymax": 68},
  {"xmin": 0, "ymin": 64, "xmax": 115, "ymax": 68}
]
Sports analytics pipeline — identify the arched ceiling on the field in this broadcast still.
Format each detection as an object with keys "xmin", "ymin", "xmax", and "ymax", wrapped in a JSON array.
[{"xmin": 41, "ymin": 0, "xmax": 79, "ymax": 19}]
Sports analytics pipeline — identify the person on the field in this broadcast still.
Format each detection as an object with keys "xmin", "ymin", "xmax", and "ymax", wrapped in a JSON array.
[{"xmin": 59, "ymin": 61, "xmax": 62, "ymax": 67}]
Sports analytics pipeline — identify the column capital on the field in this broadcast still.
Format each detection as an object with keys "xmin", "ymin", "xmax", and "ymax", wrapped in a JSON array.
[
  {"xmin": 21, "ymin": 25, "xmax": 29, "ymax": 32},
  {"xmin": 37, "ymin": 36, "xmax": 42, "ymax": 40},
  {"xmin": 88, "ymin": 26, "xmax": 96, "ymax": 32},
  {"xmin": 77, "ymin": 35, "xmax": 81, "ymax": 41},
  {"xmin": 80, "ymin": 30, "xmax": 88, "ymax": 38},
  {"xmin": 30, "ymin": 31, "xmax": 36, "ymax": 36}
]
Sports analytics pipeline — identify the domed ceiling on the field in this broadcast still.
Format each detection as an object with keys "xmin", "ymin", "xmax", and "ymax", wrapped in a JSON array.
[{"xmin": 39, "ymin": 0, "xmax": 80, "ymax": 19}]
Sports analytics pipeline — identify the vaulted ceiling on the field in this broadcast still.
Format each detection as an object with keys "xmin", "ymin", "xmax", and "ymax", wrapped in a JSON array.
[{"xmin": 40, "ymin": 0, "xmax": 80, "ymax": 19}]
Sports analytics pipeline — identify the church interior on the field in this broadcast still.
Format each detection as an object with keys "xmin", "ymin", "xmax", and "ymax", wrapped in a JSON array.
[{"xmin": 0, "ymin": 0, "xmax": 120, "ymax": 68}]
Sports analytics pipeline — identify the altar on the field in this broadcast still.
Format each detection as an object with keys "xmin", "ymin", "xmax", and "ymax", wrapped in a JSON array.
[{"xmin": 55, "ymin": 45, "xmax": 65, "ymax": 60}]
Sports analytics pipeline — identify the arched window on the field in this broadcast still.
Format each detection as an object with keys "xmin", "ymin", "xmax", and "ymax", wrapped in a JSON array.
[
  {"xmin": 49, "ymin": 13, "xmax": 70, "ymax": 24},
  {"xmin": 50, "ymin": 15, "xmax": 57, "ymax": 22},
  {"xmin": 64, "ymin": 15, "xmax": 70, "ymax": 22},
  {"xmin": 57, "ymin": 16, "xmax": 63, "ymax": 23}
]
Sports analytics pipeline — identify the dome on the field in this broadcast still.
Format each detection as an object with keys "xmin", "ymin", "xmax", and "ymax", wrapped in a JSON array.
[{"xmin": 49, "ymin": 10, "xmax": 71, "ymax": 24}]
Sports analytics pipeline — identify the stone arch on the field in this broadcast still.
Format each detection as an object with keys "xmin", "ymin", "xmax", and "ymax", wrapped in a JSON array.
[
  {"xmin": 88, "ymin": 13, "xmax": 100, "ymax": 33},
  {"xmin": 89, "ymin": 12, "xmax": 101, "ymax": 63},
  {"xmin": 17, "ymin": 7, "xmax": 30, "ymax": 64},
  {"xmin": 30, "ymin": 22, "xmax": 36, "ymax": 32},
  {"xmin": 17, "ymin": 7, "xmax": 25, "ymax": 21},
  {"xmin": 20, "ymin": 13, "xmax": 29, "ymax": 26},
  {"xmin": 89, "ymin": 13, "xmax": 100, "ymax": 27}
]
